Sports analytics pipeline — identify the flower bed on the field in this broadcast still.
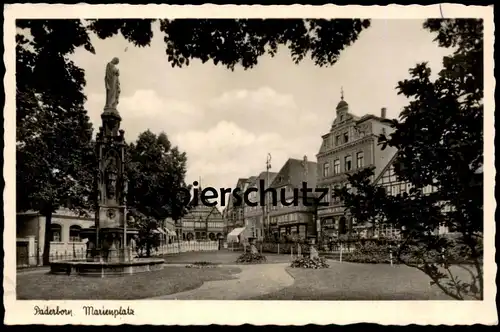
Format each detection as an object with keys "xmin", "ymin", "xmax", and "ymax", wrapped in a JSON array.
[
  {"xmin": 290, "ymin": 257, "xmax": 329, "ymax": 269},
  {"xmin": 185, "ymin": 261, "xmax": 218, "ymax": 269},
  {"xmin": 236, "ymin": 252, "xmax": 267, "ymax": 264}
]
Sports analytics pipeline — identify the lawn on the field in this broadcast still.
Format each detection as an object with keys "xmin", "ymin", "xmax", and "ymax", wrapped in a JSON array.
[
  {"xmin": 17, "ymin": 265, "xmax": 241, "ymax": 300},
  {"xmin": 253, "ymin": 261, "xmax": 476, "ymax": 300},
  {"xmin": 163, "ymin": 250, "xmax": 292, "ymax": 265}
]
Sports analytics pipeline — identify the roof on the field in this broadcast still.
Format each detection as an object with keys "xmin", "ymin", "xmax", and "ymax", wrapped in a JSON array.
[
  {"xmin": 236, "ymin": 178, "xmax": 249, "ymax": 188},
  {"xmin": 336, "ymin": 100, "xmax": 348, "ymax": 110},
  {"xmin": 270, "ymin": 158, "xmax": 318, "ymax": 193},
  {"xmin": 374, "ymin": 153, "xmax": 399, "ymax": 185},
  {"xmin": 181, "ymin": 204, "xmax": 223, "ymax": 222},
  {"xmin": 356, "ymin": 114, "xmax": 392, "ymax": 125},
  {"xmin": 247, "ymin": 171, "xmax": 278, "ymax": 188}
]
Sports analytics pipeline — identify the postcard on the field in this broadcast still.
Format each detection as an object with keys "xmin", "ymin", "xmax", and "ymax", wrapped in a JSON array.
[{"xmin": 4, "ymin": 3, "xmax": 497, "ymax": 326}]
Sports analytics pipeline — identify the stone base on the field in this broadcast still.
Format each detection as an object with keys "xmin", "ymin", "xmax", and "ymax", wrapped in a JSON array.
[{"xmin": 50, "ymin": 258, "xmax": 164, "ymax": 277}]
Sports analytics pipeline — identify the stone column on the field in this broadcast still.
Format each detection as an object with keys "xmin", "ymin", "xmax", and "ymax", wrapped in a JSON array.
[{"xmin": 27, "ymin": 235, "xmax": 36, "ymax": 266}]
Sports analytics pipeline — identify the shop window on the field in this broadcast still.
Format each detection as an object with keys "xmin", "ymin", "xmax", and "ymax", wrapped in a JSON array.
[
  {"xmin": 50, "ymin": 224, "xmax": 62, "ymax": 242},
  {"xmin": 69, "ymin": 225, "xmax": 81, "ymax": 242}
]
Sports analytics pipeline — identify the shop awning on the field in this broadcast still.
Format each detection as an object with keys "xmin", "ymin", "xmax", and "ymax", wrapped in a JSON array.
[
  {"xmin": 227, "ymin": 227, "xmax": 245, "ymax": 243},
  {"xmin": 166, "ymin": 229, "xmax": 177, "ymax": 236}
]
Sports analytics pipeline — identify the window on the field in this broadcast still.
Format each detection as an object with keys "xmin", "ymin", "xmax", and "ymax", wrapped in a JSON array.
[
  {"xmin": 333, "ymin": 159, "xmax": 340, "ymax": 174},
  {"xmin": 343, "ymin": 132, "xmax": 349, "ymax": 143},
  {"xmin": 391, "ymin": 185, "xmax": 400, "ymax": 196},
  {"xmin": 335, "ymin": 135, "xmax": 341, "ymax": 146},
  {"xmin": 323, "ymin": 162, "xmax": 330, "ymax": 177},
  {"xmin": 356, "ymin": 152, "xmax": 364, "ymax": 168},
  {"xmin": 345, "ymin": 155, "xmax": 352, "ymax": 171},
  {"xmin": 69, "ymin": 225, "xmax": 81, "ymax": 242},
  {"xmin": 340, "ymin": 115, "xmax": 344, "ymax": 121},
  {"xmin": 50, "ymin": 224, "xmax": 62, "ymax": 242},
  {"xmin": 322, "ymin": 186, "xmax": 330, "ymax": 203}
]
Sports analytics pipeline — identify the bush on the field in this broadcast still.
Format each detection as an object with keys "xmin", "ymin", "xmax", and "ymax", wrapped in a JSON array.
[
  {"xmin": 290, "ymin": 257, "xmax": 330, "ymax": 269},
  {"xmin": 236, "ymin": 252, "xmax": 267, "ymax": 264},
  {"xmin": 342, "ymin": 241, "xmax": 394, "ymax": 264},
  {"xmin": 342, "ymin": 238, "xmax": 483, "ymax": 265}
]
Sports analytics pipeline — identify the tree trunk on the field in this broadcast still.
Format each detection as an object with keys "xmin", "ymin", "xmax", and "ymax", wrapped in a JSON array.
[
  {"xmin": 146, "ymin": 241, "xmax": 151, "ymax": 257},
  {"xmin": 42, "ymin": 210, "xmax": 53, "ymax": 266}
]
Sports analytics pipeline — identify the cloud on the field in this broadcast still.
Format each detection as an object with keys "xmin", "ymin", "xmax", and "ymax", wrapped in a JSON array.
[
  {"xmin": 175, "ymin": 119, "xmax": 321, "ymax": 203},
  {"xmin": 86, "ymin": 87, "xmax": 322, "ymax": 208},
  {"xmin": 85, "ymin": 89, "xmax": 204, "ymax": 142},
  {"xmin": 206, "ymin": 86, "xmax": 323, "ymax": 137}
]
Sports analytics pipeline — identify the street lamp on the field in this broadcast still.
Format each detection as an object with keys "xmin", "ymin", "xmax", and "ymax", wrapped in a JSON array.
[{"xmin": 265, "ymin": 153, "xmax": 272, "ymax": 240}]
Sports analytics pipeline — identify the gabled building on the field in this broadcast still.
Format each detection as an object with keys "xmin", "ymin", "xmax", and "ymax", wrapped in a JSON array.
[
  {"xmin": 371, "ymin": 153, "xmax": 479, "ymax": 239},
  {"xmin": 268, "ymin": 156, "xmax": 318, "ymax": 240},
  {"xmin": 316, "ymin": 93, "xmax": 397, "ymax": 240},
  {"xmin": 177, "ymin": 184, "xmax": 225, "ymax": 241},
  {"xmin": 223, "ymin": 177, "xmax": 250, "ymax": 235}
]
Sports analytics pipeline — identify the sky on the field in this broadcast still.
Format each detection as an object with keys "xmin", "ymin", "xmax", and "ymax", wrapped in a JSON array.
[{"xmin": 70, "ymin": 19, "xmax": 453, "ymax": 209}]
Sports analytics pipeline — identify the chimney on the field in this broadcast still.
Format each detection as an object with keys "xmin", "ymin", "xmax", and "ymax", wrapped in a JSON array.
[{"xmin": 381, "ymin": 107, "xmax": 387, "ymax": 119}]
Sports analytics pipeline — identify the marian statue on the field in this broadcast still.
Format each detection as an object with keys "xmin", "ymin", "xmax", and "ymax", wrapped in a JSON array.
[
  {"xmin": 105, "ymin": 158, "xmax": 118, "ymax": 200},
  {"xmin": 104, "ymin": 57, "xmax": 121, "ymax": 109}
]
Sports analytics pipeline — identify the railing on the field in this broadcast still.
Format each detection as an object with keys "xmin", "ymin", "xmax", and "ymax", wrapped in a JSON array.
[
  {"xmin": 148, "ymin": 241, "xmax": 219, "ymax": 256},
  {"xmin": 49, "ymin": 242, "xmax": 87, "ymax": 255},
  {"xmin": 17, "ymin": 247, "xmax": 89, "ymax": 268},
  {"xmin": 227, "ymin": 241, "xmax": 358, "ymax": 255},
  {"xmin": 17, "ymin": 240, "xmax": 221, "ymax": 269}
]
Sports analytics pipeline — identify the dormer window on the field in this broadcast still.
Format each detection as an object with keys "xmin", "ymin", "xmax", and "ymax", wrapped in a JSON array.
[
  {"xmin": 343, "ymin": 132, "xmax": 349, "ymax": 143},
  {"xmin": 340, "ymin": 115, "xmax": 344, "ymax": 121}
]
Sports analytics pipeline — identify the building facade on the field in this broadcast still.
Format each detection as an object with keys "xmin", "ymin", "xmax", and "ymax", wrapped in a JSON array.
[
  {"xmin": 373, "ymin": 154, "xmax": 457, "ymax": 238},
  {"xmin": 177, "ymin": 201, "xmax": 225, "ymax": 241},
  {"xmin": 16, "ymin": 208, "xmax": 93, "ymax": 266},
  {"xmin": 268, "ymin": 156, "xmax": 318, "ymax": 241},
  {"xmin": 316, "ymin": 95, "xmax": 397, "ymax": 240},
  {"xmin": 244, "ymin": 171, "xmax": 278, "ymax": 241}
]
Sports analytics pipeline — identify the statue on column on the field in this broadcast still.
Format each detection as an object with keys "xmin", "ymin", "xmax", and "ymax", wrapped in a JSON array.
[{"xmin": 105, "ymin": 57, "xmax": 121, "ymax": 110}]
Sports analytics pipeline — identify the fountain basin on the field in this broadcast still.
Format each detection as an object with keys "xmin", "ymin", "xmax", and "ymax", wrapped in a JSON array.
[{"xmin": 50, "ymin": 258, "xmax": 165, "ymax": 277}]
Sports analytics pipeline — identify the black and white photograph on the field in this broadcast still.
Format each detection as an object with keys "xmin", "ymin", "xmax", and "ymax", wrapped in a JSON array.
[{"xmin": 4, "ymin": 3, "xmax": 496, "ymax": 326}]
